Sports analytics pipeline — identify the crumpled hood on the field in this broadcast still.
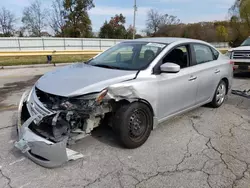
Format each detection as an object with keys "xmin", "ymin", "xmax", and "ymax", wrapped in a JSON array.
[{"xmin": 36, "ymin": 63, "xmax": 137, "ymax": 97}]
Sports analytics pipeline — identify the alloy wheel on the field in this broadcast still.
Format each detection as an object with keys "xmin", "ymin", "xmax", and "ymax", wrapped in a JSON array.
[{"xmin": 216, "ymin": 82, "xmax": 226, "ymax": 105}]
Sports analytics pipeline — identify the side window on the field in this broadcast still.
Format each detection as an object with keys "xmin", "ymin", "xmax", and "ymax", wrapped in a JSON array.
[
  {"xmin": 193, "ymin": 44, "xmax": 214, "ymax": 64},
  {"xmin": 163, "ymin": 45, "xmax": 189, "ymax": 69},
  {"xmin": 211, "ymin": 47, "xmax": 220, "ymax": 60}
]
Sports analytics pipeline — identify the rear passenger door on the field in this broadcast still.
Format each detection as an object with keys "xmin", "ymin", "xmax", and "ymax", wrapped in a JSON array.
[{"xmin": 191, "ymin": 43, "xmax": 221, "ymax": 104}]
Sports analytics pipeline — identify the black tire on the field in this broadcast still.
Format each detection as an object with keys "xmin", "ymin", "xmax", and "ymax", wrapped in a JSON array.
[
  {"xmin": 210, "ymin": 80, "xmax": 227, "ymax": 108},
  {"xmin": 113, "ymin": 102, "xmax": 153, "ymax": 149}
]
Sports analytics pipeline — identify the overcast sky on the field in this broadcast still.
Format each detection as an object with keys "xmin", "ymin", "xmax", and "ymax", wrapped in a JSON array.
[{"xmin": 1, "ymin": 0, "xmax": 235, "ymax": 33}]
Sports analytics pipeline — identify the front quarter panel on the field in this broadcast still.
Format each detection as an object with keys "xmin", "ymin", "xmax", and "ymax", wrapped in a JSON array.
[{"xmin": 107, "ymin": 76, "xmax": 159, "ymax": 117}]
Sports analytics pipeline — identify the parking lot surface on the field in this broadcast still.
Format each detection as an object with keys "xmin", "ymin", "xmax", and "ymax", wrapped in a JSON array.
[{"xmin": 0, "ymin": 67, "xmax": 250, "ymax": 188}]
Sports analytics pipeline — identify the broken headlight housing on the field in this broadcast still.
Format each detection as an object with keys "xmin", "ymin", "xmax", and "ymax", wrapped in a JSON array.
[
  {"xmin": 77, "ymin": 89, "xmax": 108, "ymax": 103},
  {"xmin": 35, "ymin": 87, "xmax": 108, "ymax": 112},
  {"xmin": 59, "ymin": 89, "xmax": 108, "ymax": 111}
]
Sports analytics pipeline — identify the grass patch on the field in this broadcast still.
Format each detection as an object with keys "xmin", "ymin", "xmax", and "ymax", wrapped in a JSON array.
[
  {"xmin": 220, "ymin": 50, "xmax": 228, "ymax": 54},
  {"xmin": 0, "ymin": 54, "xmax": 94, "ymax": 66}
]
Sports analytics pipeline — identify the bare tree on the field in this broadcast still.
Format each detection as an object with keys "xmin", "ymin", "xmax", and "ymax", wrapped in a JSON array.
[
  {"xmin": 50, "ymin": 0, "xmax": 65, "ymax": 36},
  {"xmin": 146, "ymin": 9, "xmax": 180, "ymax": 35},
  {"xmin": 22, "ymin": 0, "xmax": 47, "ymax": 37},
  {"xmin": 0, "ymin": 7, "xmax": 16, "ymax": 36}
]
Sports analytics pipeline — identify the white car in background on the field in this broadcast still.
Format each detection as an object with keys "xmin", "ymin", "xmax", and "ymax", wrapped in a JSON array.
[{"xmin": 227, "ymin": 37, "xmax": 250, "ymax": 73}]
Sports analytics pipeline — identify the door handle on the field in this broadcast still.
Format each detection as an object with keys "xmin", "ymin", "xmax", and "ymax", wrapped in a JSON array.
[
  {"xmin": 215, "ymin": 69, "xmax": 220, "ymax": 74},
  {"xmin": 188, "ymin": 76, "xmax": 197, "ymax": 81}
]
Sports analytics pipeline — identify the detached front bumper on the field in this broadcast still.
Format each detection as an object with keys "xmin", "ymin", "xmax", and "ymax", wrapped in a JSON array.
[{"xmin": 15, "ymin": 91, "xmax": 84, "ymax": 168}]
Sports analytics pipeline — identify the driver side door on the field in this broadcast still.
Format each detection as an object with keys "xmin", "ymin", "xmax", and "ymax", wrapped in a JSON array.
[{"xmin": 156, "ymin": 44, "xmax": 198, "ymax": 120}]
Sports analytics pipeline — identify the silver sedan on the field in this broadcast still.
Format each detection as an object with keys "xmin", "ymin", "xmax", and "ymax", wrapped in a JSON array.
[{"xmin": 15, "ymin": 37, "xmax": 233, "ymax": 168}]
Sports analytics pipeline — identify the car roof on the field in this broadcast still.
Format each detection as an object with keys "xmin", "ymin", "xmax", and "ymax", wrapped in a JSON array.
[{"xmin": 125, "ymin": 37, "xmax": 205, "ymax": 44}]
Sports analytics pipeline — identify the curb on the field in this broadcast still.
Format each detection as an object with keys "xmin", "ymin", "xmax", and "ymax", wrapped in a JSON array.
[{"xmin": 0, "ymin": 63, "xmax": 73, "ymax": 70}]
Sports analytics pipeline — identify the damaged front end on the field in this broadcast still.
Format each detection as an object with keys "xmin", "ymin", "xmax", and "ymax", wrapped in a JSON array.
[{"xmin": 15, "ymin": 87, "xmax": 111, "ymax": 168}]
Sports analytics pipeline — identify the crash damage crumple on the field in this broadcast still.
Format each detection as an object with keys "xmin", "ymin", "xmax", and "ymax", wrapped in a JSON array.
[
  {"xmin": 14, "ymin": 63, "xmax": 158, "ymax": 168},
  {"xmin": 15, "ymin": 91, "xmax": 84, "ymax": 168}
]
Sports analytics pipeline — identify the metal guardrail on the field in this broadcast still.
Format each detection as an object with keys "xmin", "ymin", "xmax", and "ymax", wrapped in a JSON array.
[
  {"xmin": 0, "ymin": 50, "xmax": 102, "ymax": 57},
  {"xmin": 0, "ymin": 37, "xmax": 230, "ymax": 52},
  {"xmin": 0, "ymin": 37, "xmax": 124, "ymax": 51}
]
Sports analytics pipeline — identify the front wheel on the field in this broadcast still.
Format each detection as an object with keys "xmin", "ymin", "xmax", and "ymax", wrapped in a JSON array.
[
  {"xmin": 113, "ymin": 102, "xmax": 153, "ymax": 149},
  {"xmin": 210, "ymin": 80, "xmax": 227, "ymax": 108}
]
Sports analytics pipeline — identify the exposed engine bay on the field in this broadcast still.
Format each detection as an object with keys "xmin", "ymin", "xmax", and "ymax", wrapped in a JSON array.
[{"xmin": 26, "ymin": 87, "xmax": 112, "ymax": 144}]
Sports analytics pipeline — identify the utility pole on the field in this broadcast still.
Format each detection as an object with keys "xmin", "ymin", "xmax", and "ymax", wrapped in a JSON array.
[{"xmin": 133, "ymin": 0, "xmax": 137, "ymax": 39}]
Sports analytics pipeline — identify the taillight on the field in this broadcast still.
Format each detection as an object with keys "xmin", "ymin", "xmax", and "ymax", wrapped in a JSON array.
[{"xmin": 229, "ymin": 61, "xmax": 235, "ymax": 70}]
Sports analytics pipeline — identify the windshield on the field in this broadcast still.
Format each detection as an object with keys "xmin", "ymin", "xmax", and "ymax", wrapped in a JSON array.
[
  {"xmin": 87, "ymin": 41, "xmax": 167, "ymax": 71},
  {"xmin": 241, "ymin": 37, "xmax": 250, "ymax": 46}
]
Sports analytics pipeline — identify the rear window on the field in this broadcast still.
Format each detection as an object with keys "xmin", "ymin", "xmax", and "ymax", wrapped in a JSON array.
[{"xmin": 193, "ymin": 44, "xmax": 214, "ymax": 64}]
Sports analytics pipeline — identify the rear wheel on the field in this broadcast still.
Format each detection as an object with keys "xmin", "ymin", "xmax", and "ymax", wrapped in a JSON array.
[
  {"xmin": 210, "ymin": 80, "xmax": 227, "ymax": 108},
  {"xmin": 113, "ymin": 102, "xmax": 153, "ymax": 149}
]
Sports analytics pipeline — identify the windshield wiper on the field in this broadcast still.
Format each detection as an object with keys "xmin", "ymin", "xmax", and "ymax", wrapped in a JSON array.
[{"xmin": 93, "ymin": 64, "xmax": 123, "ymax": 70}]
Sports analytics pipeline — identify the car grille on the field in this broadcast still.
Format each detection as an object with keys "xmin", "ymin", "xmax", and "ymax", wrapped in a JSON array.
[
  {"xmin": 26, "ymin": 88, "xmax": 53, "ymax": 122},
  {"xmin": 29, "ymin": 100, "xmax": 51, "ymax": 117},
  {"xmin": 233, "ymin": 51, "xmax": 250, "ymax": 59}
]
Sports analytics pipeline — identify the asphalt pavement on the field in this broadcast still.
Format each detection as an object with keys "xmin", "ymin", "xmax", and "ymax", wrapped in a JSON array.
[{"xmin": 0, "ymin": 67, "xmax": 250, "ymax": 188}]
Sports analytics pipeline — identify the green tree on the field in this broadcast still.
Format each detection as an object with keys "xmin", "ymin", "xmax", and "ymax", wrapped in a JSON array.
[
  {"xmin": 239, "ymin": 0, "xmax": 250, "ymax": 30},
  {"xmin": 182, "ymin": 30, "xmax": 189, "ymax": 38},
  {"xmin": 63, "ymin": 0, "xmax": 94, "ymax": 37},
  {"xmin": 99, "ymin": 21, "xmax": 113, "ymax": 38},
  {"xmin": 228, "ymin": 0, "xmax": 249, "ymax": 46},
  {"xmin": 229, "ymin": 16, "xmax": 248, "ymax": 47},
  {"xmin": 125, "ymin": 25, "xmax": 134, "ymax": 39},
  {"xmin": 99, "ymin": 14, "xmax": 132, "ymax": 39},
  {"xmin": 216, "ymin": 25, "xmax": 229, "ymax": 42}
]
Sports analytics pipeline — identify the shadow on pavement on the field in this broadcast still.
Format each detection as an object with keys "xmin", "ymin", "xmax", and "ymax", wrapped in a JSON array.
[{"xmin": 91, "ymin": 124, "xmax": 123, "ymax": 149}]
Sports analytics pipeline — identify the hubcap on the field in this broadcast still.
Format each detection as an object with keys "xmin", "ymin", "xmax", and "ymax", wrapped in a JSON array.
[
  {"xmin": 216, "ymin": 83, "xmax": 226, "ymax": 105},
  {"xmin": 129, "ymin": 109, "xmax": 147, "ymax": 141}
]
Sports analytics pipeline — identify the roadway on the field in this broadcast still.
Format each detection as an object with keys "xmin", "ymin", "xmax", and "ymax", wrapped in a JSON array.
[{"xmin": 0, "ymin": 66, "xmax": 250, "ymax": 188}]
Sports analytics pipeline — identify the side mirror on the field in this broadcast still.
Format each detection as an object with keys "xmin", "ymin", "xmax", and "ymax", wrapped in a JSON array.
[{"xmin": 160, "ymin": 63, "xmax": 180, "ymax": 73}]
